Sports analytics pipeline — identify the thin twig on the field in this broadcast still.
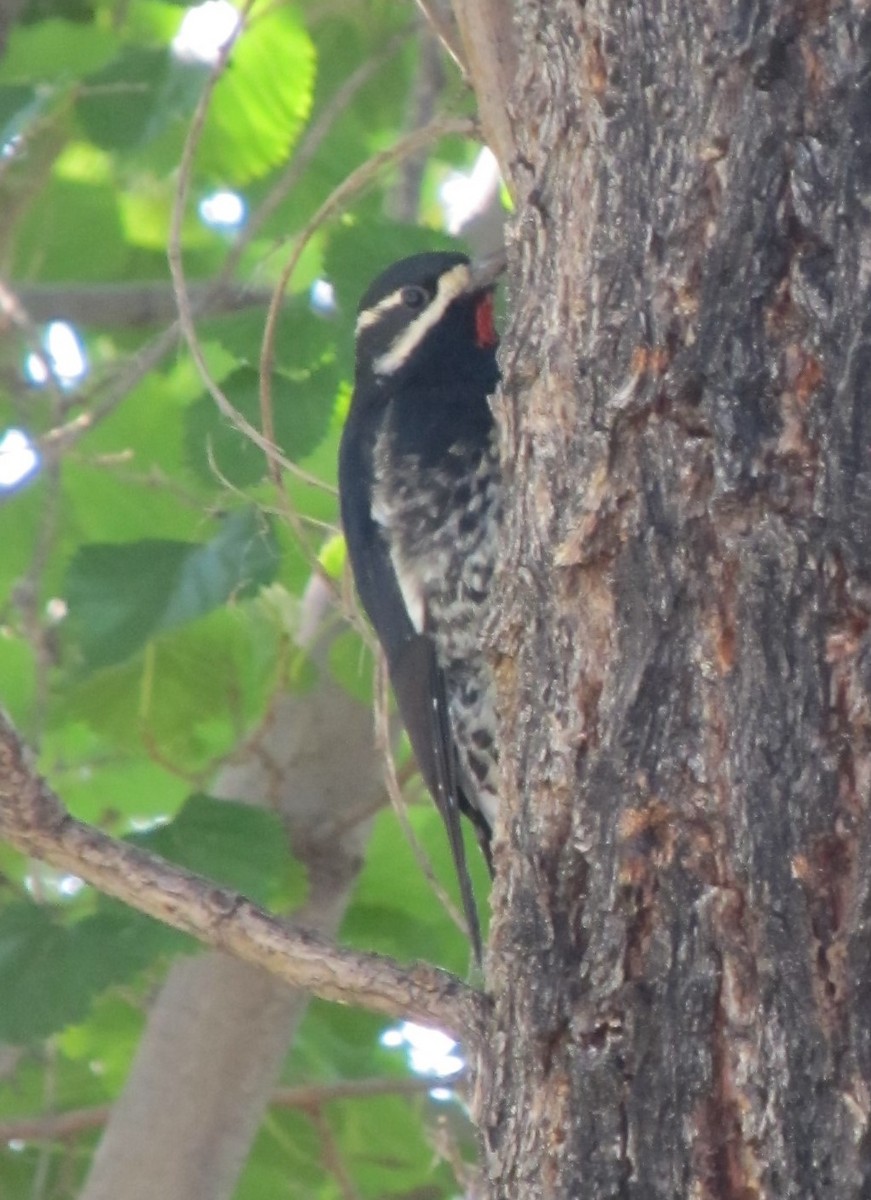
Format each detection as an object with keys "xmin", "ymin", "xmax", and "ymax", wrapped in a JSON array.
[
  {"xmin": 258, "ymin": 113, "xmax": 476, "ymax": 428},
  {"xmin": 37, "ymin": 321, "xmax": 185, "ymax": 461},
  {"xmin": 310, "ymin": 1108, "xmax": 362, "ymax": 1200},
  {"xmin": 254, "ymin": 112, "xmax": 476, "ymax": 579},
  {"xmin": 0, "ymin": 279, "xmax": 65, "ymax": 408},
  {"xmin": 415, "ymin": 0, "xmax": 468, "ymax": 77},
  {"xmin": 167, "ymin": 0, "xmax": 267, "ymax": 472},
  {"xmin": 254, "ymin": 113, "xmax": 477, "ymax": 585}
]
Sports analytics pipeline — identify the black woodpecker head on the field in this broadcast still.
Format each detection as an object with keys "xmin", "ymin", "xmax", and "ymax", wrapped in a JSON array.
[
  {"xmin": 353, "ymin": 250, "xmax": 503, "ymax": 392},
  {"xmin": 339, "ymin": 249, "xmax": 505, "ymax": 965}
]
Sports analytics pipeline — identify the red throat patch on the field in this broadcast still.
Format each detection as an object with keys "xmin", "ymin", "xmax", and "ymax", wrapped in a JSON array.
[{"xmin": 474, "ymin": 294, "xmax": 498, "ymax": 349}]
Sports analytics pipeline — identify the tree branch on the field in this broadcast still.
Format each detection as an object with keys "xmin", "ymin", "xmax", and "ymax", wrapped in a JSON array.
[
  {"xmin": 0, "ymin": 1071, "xmax": 465, "ymax": 1143},
  {"xmin": 450, "ymin": 0, "xmax": 517, "ymax": 190},
  {"xmin": 12, "ymin": 282, "xmax": 276, "ymax": 329},
  {"xmin": 0, "ymin": 710, "xmax": 487, "ymax": 1044}
]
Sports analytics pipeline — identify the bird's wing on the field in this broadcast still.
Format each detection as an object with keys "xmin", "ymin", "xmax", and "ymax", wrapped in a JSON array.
[
  {"xmin": 339, "ymin": 428, "xmax": 482, "ymax": 961},
  {"xmin": 390, "ymin": 634, "xmax": 483, "ymax": 963}
]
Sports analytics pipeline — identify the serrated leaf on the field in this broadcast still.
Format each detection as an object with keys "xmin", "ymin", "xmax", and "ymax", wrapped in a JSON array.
[
  {"xmin": 196, "ymin": 7, "xmax": 315, "ymax": 184},
  {"xmin": 65, "ymin": 507, "xmax": 279, "ymax": 668},
  {"xmin": 199, "ymin": 298, "xmax": 339, "ymax": 375},
  {"xmin": 0, "ymin": 896, "xmax": 178, "ymax": 1044},
  {"xmin": 54, "ymin": 605, "xmax": 282, "ymax": 768}
]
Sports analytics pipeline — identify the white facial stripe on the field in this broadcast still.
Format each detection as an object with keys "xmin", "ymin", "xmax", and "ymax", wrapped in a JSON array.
[
  {"xmin": 372, "ymin": 263, "xmax": 472, "ymax": 376},
  {"xmin": 355, "ymin": 288, "xmax": 407, "ymax": 335}
]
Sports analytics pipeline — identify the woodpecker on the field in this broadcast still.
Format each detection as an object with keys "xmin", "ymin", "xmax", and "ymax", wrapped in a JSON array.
[{"xmin": 338, "ymin": 250, "xmax": 504, "ymax": 961}]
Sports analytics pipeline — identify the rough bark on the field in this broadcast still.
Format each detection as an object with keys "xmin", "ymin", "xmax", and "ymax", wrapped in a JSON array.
[{"xmin": 480, "ymin": 2, "xmax": 871, "ymax": 1197}]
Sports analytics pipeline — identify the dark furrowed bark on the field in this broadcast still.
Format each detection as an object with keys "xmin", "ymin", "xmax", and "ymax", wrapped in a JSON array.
[{"xmin": 481, "ymin": 3, "xmax": 871, "ymax": 1196}]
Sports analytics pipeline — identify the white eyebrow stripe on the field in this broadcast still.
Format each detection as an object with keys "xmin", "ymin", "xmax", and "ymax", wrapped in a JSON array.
[
  {"xmin": 372, "ymin": 263, "xmax": 471, "ymax": 376},
  {"xmin": 355, "ymin": 288, "xmax": 407, "ymax": 334}
]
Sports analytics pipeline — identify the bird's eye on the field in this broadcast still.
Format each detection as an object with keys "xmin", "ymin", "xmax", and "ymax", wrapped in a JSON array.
[{"xmin": 401, "ymin": 286, "xmax": 428, "ymax": 310}]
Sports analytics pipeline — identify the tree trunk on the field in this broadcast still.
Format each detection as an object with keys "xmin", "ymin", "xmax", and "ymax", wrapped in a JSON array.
[
  {"xmin": 79, "ymin": 578, "xmax": 383, "ymax": 1200},
  {"xmin": 481, "ymin": 2, "xmax": 871, "ymax": 1196}
]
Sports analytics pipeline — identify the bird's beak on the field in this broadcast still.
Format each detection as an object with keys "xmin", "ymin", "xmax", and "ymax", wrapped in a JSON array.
[{"xmin": 468, "ymin": 248, "xmax": 507, "ymax": 291}]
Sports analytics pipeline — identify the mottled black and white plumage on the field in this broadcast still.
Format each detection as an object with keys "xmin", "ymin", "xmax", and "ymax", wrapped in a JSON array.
[{"xmin": 338, "ymin": 250, "xmax": 504, "ymax": 960}]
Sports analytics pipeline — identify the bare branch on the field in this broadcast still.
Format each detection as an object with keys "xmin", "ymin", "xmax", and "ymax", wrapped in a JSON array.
[
  {"xmin": 450, "ymin": 1, "xmax": 517, "ymax": 190},
  {"xmin": 0, "ymin": 709, "xmax": 488, "ymax": 1044},
  {"xmin": 311, "ymin": 1107, "xmax": 362, "ymax": 1200},
  {"xmin": 0, "ymin": 1071, "xmax": 464, "ymax": 1143},
  {"xmin": 12, "ymin": 282, "xmax": 276, "ymax": 329}
]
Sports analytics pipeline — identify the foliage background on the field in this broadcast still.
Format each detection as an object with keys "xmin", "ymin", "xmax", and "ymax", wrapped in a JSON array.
[{"xmin": 0, "ymin": 0, "xmax": 498, "ymax": 1194}]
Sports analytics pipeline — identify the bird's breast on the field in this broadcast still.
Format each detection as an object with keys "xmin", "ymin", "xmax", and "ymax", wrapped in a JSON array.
[{"xmin": 371, "ymin": 428, "xmax": 502, "ymax": 659}]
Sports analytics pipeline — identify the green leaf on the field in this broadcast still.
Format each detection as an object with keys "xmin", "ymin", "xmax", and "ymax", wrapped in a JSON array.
[
  {"xmin": 73, "ymin": 901, "xmax": 192, "ymax": 990},
  {"xmin": 0, "ymin": 902, "xmax": 191, "ymax": 1045},
  {"xmin": 183, "ymin": 364, "xmax": 337, "ymax": 487},
  {"xmin": 0, "ymin": 18, "xmax": 117, "ymax": 83},
  {"xmin": 323, "ymin": 217, "xmax": 462, "ymax": 314},
  {"xmin": 318, "ymin": 532, "xmax": 346, "ymax": 580},
  {"xmin": 199, "ymin": 298, "xmax": 340, "ymax": 376},
  {"xmin": 65, "ymin": 507, "xmax": 279, "ymax": 668},
  {"xmin": 0, "ymin": 895, "xmax": 178, "ymax": 1044},
  {"xmin": 59, "ymin": 992, "xmax": 148, "ymax": 1095},
  {"xmin": 41, "ymin": 725, "xmax": 189, "ymax": 825},
  {"xmin": 54, "ymin": 605, "xmax": 283, "ymax": 768},
  {"xmin": 328, "ymin": 627, "xmax": 375, "ymax": 706},
  {"xmin": 77, "ymin": 47, "xmax": 174, "ymax": 151},
  {"xmin": 0, "ymin": 635, "xmax": 35, "ymax": 726},
  {"xmin": 128, "ymin": 793, "xmax": 307, "ymax": 907},
  {"xmin": 196, "ymin": 7, "xmax": 315, "ymax": 184},
  {"xmin": 341, "ymin": 807, "xmax": 489, "ymax": 972},
  {"xmin": 0, "ymin": 903, "xmax": 82, "ymax": 1042},
  {"xmin": 240, "ymin": 1107, "xmax": 326, "ymax": 1198},
  {"xmin": 11, "ymin": 177, "xmax": 127, "ymax": 281},
  {"xmin": 338, "ymin": 1091, "xmax": 462, "ymax": 1195},
  {"xmin": 0, "ymin": 796, "xmax": 303, "ymax": 1043},
  {"xmin": 290, "ymin": 1000, "xmax": 402, "ymax": 1083}
]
